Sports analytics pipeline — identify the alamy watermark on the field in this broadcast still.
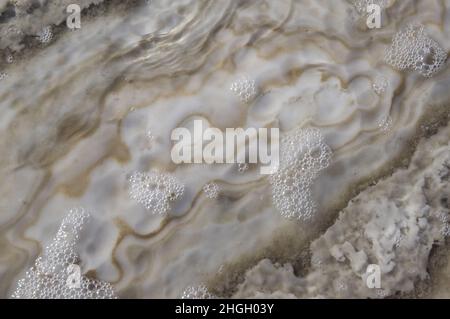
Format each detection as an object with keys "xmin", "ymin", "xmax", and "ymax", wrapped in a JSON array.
[
  {"xmin": 366, "ymin": 4, "xmax": 381, "ymax": 29},
  {"xmin": 66, "ymin": 264, "xmax": 81, "ymax": 289},
  {"xmin": 365, "ymin": 264, "xmax": 381, "ymax": 289},
  {"xmin": 170, "ymin": 120, "xmax": 279, "ymax": 174},
  {"xmin": 66, "ymin": 4, "xmax": 81, "ymax": 30}
]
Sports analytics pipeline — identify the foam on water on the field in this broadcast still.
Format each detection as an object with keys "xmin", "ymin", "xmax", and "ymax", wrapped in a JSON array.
[
  {"xmin": 270, "ymin": 128, "xmax": 332, "ymax": 220},
  {"xmin": 385, "ymin": 24, "xmax": 447, "ymax": 78},
  {"xmin": 128, "ymin": 171, "xmax": 185, "ymax": 215},
  {"xmin": 11, "ymin": 208, "xmax": 117, "ymax": 299}
]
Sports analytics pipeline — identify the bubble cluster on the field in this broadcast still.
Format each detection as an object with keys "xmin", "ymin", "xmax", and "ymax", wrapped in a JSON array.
[
  {"xmin": 5, "ymin": 55, "xmax": 14, "ymax": 64},
  {"xmin": 385, "ymin": 24, "xmax": 447, "ymax": 78},
  {"xmin": 438, "ymin": 212, "xmax": 450, "ymax": 238},
  {"xmin": 372, "ymin": 75, "xmax": 389, "ymax": 95},
  {"xmin": 269, "ymin": 128, "xmax": 332, "ymax": 220},
  {"xmin": 143, "ymin": 128, "xmax": 155, "ymax": 150},
  {"xmin": 146, "ymin": 129, "xmax": 155, "ymax": 142},
  {"xmin": 128, "ymin": 171, "xmax": 185, "ymax": 215},
  {"xmin": 0, "ymin": 72, "xmax": 7, "ymax": 81},
  {"xmin": 378, "ymin": 115, "xmax": 392, "ymax": 132},
  {"xmin": 11, "ymin": 208, "xmax": 117, "ymax": 299},
  {"xmin": 203, "ymin": 182, "xmax": 220, "ymax": 199},
  {"xmin": 230, "ymin": 76, "xmax": 258, "ymax": 103},
  {"xmin": 237, "ymin": 163, "xmax": 249, "ymax": 173},
  {"xmin": 38, "ymin": 26, "xmax": 53, "ymax": 44},
  {"xmin": 181, "ymin": 285, "xmax": 215, "ymax": 299}
]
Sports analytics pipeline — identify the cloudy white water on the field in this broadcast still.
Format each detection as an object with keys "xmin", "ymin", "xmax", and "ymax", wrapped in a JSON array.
[{"xmin": 0, "ymin": 0, "xmax": 449, "ymax": 298}]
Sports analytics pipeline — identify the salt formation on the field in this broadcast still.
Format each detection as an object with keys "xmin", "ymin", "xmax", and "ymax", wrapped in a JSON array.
[
  {"xmin": 181, "ymin": 285, "xmax": 216, "ymax": 299},
  {"xmin": 203, "ymin": 182, "xmax": 220, "ymax": 200},
  {"xmin": 235, "ymin": 123, "xmax": 450, "ymax": 298},
  {"xmin": 385, "ymin": 24, "xmax": 447, "ymax": 78},
  {"xmin": 128, "ymin": 171, "xmax": 185, "ymax": 215},
  {"xmin": 269, "ymin": 128, "xmax": 332, "ymax": 220},
  {"xmin": 11, "ymin": 208, "xmax": 117, "ymax": 299},
  {"xmin": 38, "ymin": 26, "xmax": 53, "ymax": 44},
  {"xmin": 230, "ymin": 76, "xmax": 258, "ymax": 103}
]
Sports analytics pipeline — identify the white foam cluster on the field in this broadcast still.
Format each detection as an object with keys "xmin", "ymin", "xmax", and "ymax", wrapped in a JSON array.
[
  {"xmin": 38, "ymin": 26, "xmax": 53, "ymax": 44},
  {"xmin": 438, "ymin": 212, "xmax": 450, "ymax": 237},
  {"xmin": 378, "ymin": 115, "xmax": 392, "ymax": 132},
  {"xmin": 128, "ymin": 171, "xmax": 185, "ymax": 214},
  {"xmin": 11, "ymin": 208, "xmax": 117, "ymax": 299},
  {"xmin": 372, "ymin": 75, "xmax": 389, "ymax": 95},
  {"xmin": 230, "ymin": 76, "xmax": 258, "ymax": 103},
  {"xmin": 237, "ymin": 163, "xmax": 249, "ymax": 173},
  {"xmin": 376, "ymin": 289, "xmax": 389, "ymax": 298},
  {"xmin": 269, "ymin": 128, "xmax": 332, "ymax": 220},
  {"xmin": 181, "ymin": 285, "xmax": 215, "ymax": 299},
  {"xmin": 203, "ymin": 182, "xmax": 220, "ymax": 199},
  {"xmin": 385, "ymin": 24, "xmax": 447, "ymax": 78},
  {"xmin": 143, "ymin": 128, "xmax": 155, "ymax": 150},
  {"xmin": 349, "ymin": 0, "xmax": 388, "ymax": 25}
]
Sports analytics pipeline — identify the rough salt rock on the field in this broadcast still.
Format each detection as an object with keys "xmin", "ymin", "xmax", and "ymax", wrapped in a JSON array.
[{"xmin": 234, "ymin": 122, "xmax": 450, "ymax": 298}]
